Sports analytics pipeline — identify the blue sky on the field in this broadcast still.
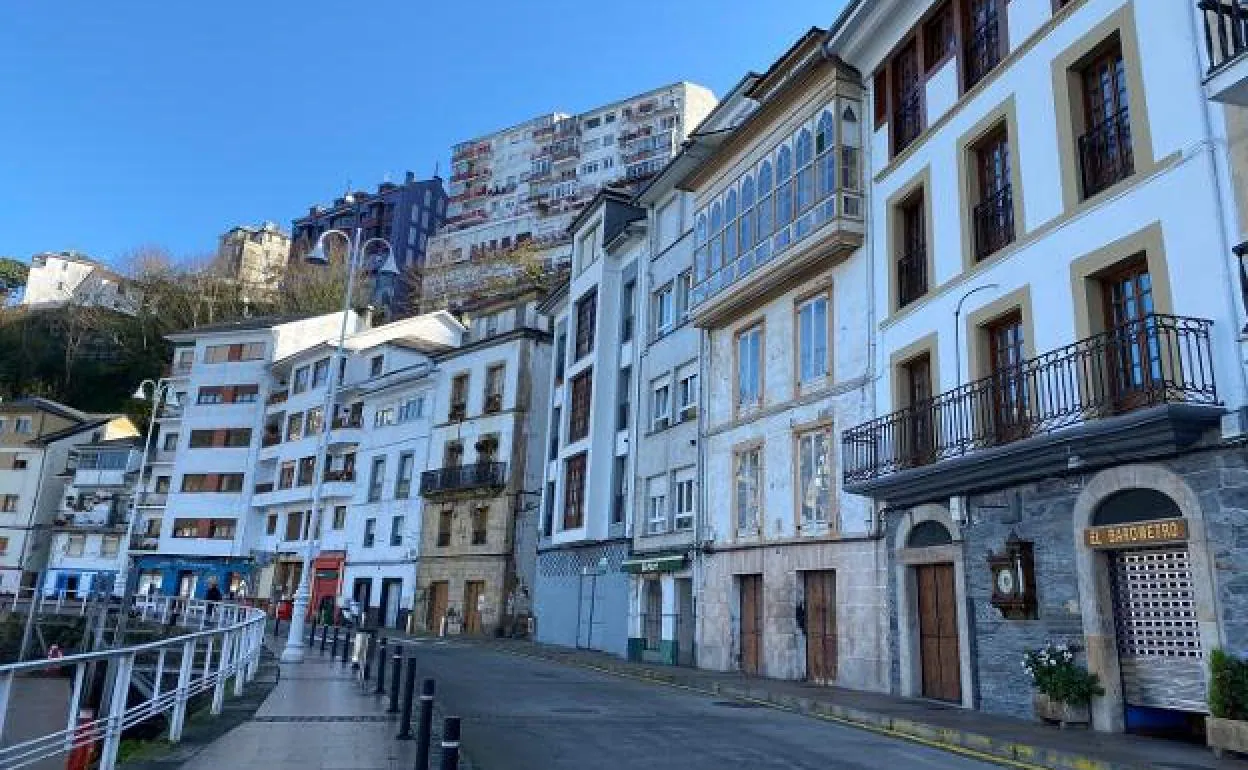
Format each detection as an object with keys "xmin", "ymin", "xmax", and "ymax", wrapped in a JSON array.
[{"xmin": 0, "ymin": 1, "xmax": 847, "ymax": 268}]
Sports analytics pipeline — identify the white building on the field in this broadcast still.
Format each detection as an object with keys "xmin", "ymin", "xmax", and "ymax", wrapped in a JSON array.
[
  {"xmin": 420, "ymin": 82, "xmax": 718, "ymax": 312},
  {"xmin": 44, "ymin": 437, "xmax": 143, "ymax": 597},
  {"xmin": 216, "ymin": 222, "xmax": 291, "ymax": 300},
  {"xmin": 825, "ymin": 0, "xmax": 1248, "ymax": 734},
  {"xmin": 21, "ymin": 251, "xmax": 141, "ymax": 315},
  {"xmin": 533, "ymin": 189, "xmax": 645, "ymax": 655}
]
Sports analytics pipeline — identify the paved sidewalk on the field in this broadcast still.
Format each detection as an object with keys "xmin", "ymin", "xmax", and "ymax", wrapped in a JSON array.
[{"xmin": 431, "ymin": 635, "xmax": 1248, "ymax": 770}]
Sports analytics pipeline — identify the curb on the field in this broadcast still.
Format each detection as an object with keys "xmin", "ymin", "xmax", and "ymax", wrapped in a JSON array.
[{"xmin": 482, "ymin": 641, "xmax": 1138, "ymax": 770}]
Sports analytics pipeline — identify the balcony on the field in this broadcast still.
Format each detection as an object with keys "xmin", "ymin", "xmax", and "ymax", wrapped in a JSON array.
[
  {"xmin": 1078, "ymin": 108, "xmax": 1134, "ymax": 198},
  {"xmin": 254, "ymin": 482, "xmax": 274, "ymax": 494},
  {"xmin": 842, "ymin": 315, "xmax": 1222, "ymax": 506},
  {"xmin": 266, "ymin": 390, "xmax": 289, "ymax": 407},
  {"xmin": 129, "ymin": 535, "xmax": 160, "ymax": 552},
  {"xmin": 322, "ymin": 469, "xmax": 356, "ymax": 499},
  {"xmin": 137, "ymin": 492, "xmax": 167, "ymax": 507},
  {"xmin": 1201, "ymin": 1, "xmax": 1248, "ymax": 104},
  {"xmin": 420, "ymin": 462, "xmax": 507, "ymax": 499}
]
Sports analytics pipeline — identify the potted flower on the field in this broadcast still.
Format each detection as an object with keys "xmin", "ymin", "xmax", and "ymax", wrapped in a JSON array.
[
  {"xmin": 1023, "ymin": 642, "xmax": 1103, "ymax": 728},
  {"xmin": 1208, "ymin": 648, "xmax": 1248, "ymax": 757}
]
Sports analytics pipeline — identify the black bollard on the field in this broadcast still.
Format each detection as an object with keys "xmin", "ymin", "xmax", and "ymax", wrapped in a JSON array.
[
  {"xmin": 415, "ymin": 679, "xmax": 436, "ymax": 768},
  {"xmin": 331, "ymin": 626, "xmax": 340, "ymax": 660},
  {"xmin": 396, "ymin": 658, "xmax": 418, "ymax": 740},
  {"xmin": 342, "ymin": 628, "xmax": 352, "ymax": 664},
  {"xmin": 388, "ymin": 651, "xmax": 402, "ymax": 713},
  {"xmin": 273, "ymin": 616, "xmax": 282, "ymax": 637},
  {"xmin": 308, "ymin": 618, "xmax": 317, "ymax": 645},
  {"xmin": 439, "ymin": 717, "xmax": 461, "ymax": 770},
  {"xmin": 320, "ymin": 624, "xmax": 329, "ymax": 653},
  {"xmin": 375, "ymin": 638, "xmax": 389, "ymax": 694}
]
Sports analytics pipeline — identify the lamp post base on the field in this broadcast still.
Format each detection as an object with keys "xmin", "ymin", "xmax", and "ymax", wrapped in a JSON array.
[
  {"xmin": 279, "ymin": 641, "xmax": 308, "ymax": 664},
  {"xmin": 280, "ymin": 593, "xmax": 312, "ymax": 664}
]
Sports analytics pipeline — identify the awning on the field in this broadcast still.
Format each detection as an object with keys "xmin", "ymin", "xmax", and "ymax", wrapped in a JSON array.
[{"xmin": 620, "ymin": 553, "xmax": 687, "ymax": 574}]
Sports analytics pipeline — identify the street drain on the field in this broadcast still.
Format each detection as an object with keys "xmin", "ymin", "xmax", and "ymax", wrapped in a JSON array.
[
  {"xmin": 253, "ymin": 715, "xmax": 393, "ymax": 723},
  {"xmin": 712, "ymin": 701, "xmax": 765, "ymax": 709}
]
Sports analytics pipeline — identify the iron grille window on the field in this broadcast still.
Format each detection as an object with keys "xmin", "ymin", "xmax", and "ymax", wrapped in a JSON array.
[
  {"xmin": 575, "ymin": 291, "xmax": 597, "ymax": 360},
  {"xmin": 569, "ymin": 370, "xmax": 592, "ymax": 441},
  {"xmin": 563, "ymin": 453, "xmax": 587, "ymax": 529},
  {"xmin": 898, "ymin": 194, "xmax": 928, "ymax": 307},
  {"xmin": 1078, "ymin": 45, "xmax": 1133, "ymax": 198},
  {"xmin": 972, "ymin": 128, "xmax": 1014, "ymax": 260},
  {"xmin": 964, "ymin": 0, "xmax": 1003, "ymax": 90}
]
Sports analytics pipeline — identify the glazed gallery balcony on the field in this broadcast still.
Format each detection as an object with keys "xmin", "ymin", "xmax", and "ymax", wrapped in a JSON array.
[
  {"xmin": 419, "ymin": 462, "xmax": 507, "ymax": 499},
  {"xmin": 842, "ymin": 314, "xmax": 1222, "ymax": 506},
  {"xmin": 1201, "ymin": 0, "xmax": 1248, "ymax": 104}
]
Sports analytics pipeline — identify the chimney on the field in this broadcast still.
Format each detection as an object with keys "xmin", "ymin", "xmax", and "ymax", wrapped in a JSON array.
[{"xmin": 405, "ymin": 171, "xmax": 415, "ymax": 183}]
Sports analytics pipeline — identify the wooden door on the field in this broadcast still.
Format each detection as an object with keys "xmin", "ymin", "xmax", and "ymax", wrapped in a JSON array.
[
  {"xmin": 739, "ymin": 574, "xmax": 763, "ymax": 676},
  {"xmin": 426, "ymin": 581, "xmax": 448, "ymax": 634},
  {"xmin": 915, "ymin": 563, "xmax": 961, "ymax": 703},
  {"xmin": 986, "ymin": 311, "xmax": 1027, "ymax": 443},
  {"xmin": 804, "ymin": 571, "xmax": 838, "ymax": 685},
  {"xmin": 644, "ymin": 580, "xmax": 662, "ymax": 651},
  {"xmin": 1102, "ymin": 260, "xmax": 1158, "ymax": 412},
  {"xmin": 463, "ymin": 580, "xmax": 484, "ymax": 635}
]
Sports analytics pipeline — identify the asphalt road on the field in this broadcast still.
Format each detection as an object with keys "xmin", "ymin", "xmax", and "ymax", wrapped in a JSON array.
[{"xmin": 408, "ymin": 641, "xmax": 1002, "ymax": 770}]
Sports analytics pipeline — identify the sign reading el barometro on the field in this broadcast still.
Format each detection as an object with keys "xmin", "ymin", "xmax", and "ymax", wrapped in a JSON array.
[{"xmin": 1084, "ymin": 517, "xmax": 1188, "ymax": 549}]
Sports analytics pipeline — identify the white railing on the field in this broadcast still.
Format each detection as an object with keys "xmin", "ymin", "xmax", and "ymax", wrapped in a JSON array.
[{"xmin": 0, "ymin": 596, "xmax": 266, "ymax": 770}]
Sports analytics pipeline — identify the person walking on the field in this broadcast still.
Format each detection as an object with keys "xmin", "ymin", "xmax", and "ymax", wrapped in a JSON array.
[{"xmin": 204, "ymin": 579, "xmax": 223, "ymax": 619}]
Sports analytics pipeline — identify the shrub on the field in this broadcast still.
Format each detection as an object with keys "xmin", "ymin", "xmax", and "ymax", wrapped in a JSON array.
[
  {"xmin": 1210, "ymin": 648, "xmax": 1248, "ymax": 720},
  {"xmin": 1022, "ymin": 642, "xmax": 1104, "ymax": 706}
]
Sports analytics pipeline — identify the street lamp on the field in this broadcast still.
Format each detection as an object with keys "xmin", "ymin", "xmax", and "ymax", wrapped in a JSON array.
[
  {"xmin": 114, "ymin": 378, "xmax": 179, "ymax": 641},
  {"xmin": 280, "ymin": 227, "xmax": 397, "ymax": 664}
]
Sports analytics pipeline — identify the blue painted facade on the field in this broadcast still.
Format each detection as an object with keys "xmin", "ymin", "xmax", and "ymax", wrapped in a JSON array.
[
  {"xmin": 130, "ymin": 555, "xmax": 254, "ymax": 599},
  {"xmin": 44, "ymin": 570, "xmax": 118, "ymax": 597}
]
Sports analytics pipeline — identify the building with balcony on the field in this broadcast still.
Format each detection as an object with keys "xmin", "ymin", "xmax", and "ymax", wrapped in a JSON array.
[
  {"xmin": 828, "ymin": 0, "xmax": 1248, "ymax": 735},
  {"xmin": 419, "ymin": 82, "xmax": 717, "ymax": 314},
  {"xmin": 415, "ymin": 293, "xmax": 551, "ymax": 638},
  {"xmin": 0, "ymin": 398, "xmax": 138, "ymax": 595},
  {"xmin": 215, "ymin": 222, "xmax": 291, "ymax": 301},
  {"xmin": 533, "ymin": 189, "xmax": 645, "ymax": 656},
  {"xmin": 675, "ymin": 28, "xmax": 886, "ymax": 689},
  {"xmin": 44, "ymin": 437, "xmax": 143, "ymax": 597}
]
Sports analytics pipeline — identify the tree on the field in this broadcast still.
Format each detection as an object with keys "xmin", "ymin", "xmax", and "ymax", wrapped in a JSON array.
[{"xmin": 0, "ymin": 257, "xmax": 28, "ymax": 303}]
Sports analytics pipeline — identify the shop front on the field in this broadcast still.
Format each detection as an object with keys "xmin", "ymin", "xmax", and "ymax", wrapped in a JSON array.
[
  {"xmin": 623, "ymin": 553, "xmax": 692, "ymax": 666},
  {"xmin": 129, "ymin": 555, "xmax": 254, "ymax": 600}
]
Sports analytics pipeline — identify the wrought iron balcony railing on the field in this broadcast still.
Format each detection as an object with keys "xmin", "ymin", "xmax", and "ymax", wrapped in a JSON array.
[
  {"xmin": 842, "ymin": 314, "xmax": 1219, "ymax": 484},
  {"xmin": 1201, "ymin": 0, "xmax": 1248, "ymax": 74},
  {"xmin": 973, "ymin": 185, "xmax": 1014, "ymax": 260},
  {"xmin": 897, "ymin": 248, "xmax": 928, "ymax": 308},
  {"xmin": 1078, "ymin": 107, "xmax": 1134, "ymax": 198},
  {"xmin": 420, "ymin": 462, "xmax": 507, "ymax": 497}
]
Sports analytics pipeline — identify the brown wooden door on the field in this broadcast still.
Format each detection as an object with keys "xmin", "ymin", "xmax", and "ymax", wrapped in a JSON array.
[
  {"xmin": 986, "ymin": 311, "xmax": 1027, "ymax": 443},
  {"xmin": 804, "ymin": 571, "xmax": 838, "ymax": 685},
  {"xmin": 463, "ymin": 580, "xmax": 484, "ymax": 634},
  {"xmin": 1101, "ymin": 259, "xmax": 1158, "ymax": 412},
  {"xmin": 739, "ymin": 574, "xmax": 763, "ymax": 676},
  {"xmin": 916, "ymin": 563, "xmax": 961, "ymax": 702},
  {"xmin": 426, "ymin": 581, "xmax": 448, "ymax": 634}
]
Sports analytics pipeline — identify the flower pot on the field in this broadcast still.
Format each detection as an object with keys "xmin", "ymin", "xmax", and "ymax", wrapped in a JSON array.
[
  {"xmin": 1207, "ymin": 716, "xmax": 1248, "ymax": 758},
  {"xmin": 1033, "ymin": 693, "xmax": 1091, "ymax": 729}
]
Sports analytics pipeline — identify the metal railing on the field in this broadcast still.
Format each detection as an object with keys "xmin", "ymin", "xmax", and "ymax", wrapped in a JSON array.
[
  {"xmin": 897, "ymin": 248, "xmax": 928, "ymax": 308},
  {"xmin": 842, "ymin": 314, "xmax": 1219, "ymax": 483},
  {"xmin": 419, "ymin": 462, "xmax": 508, "ymax": 496},
  {"xmin": 1201, "ymin": 0, "xmax": 1248, "ymax": 73},
  {"xmin": 1078, "ymin": 108, "xmax": 1134, "ymax": 198},
  {"xmin": 973, "ymin": 185, "xmax": 1014, "ymax": 260},
  {"xmin": 0, "ymin": 595, "xmax": 266, "ymax": 770}
]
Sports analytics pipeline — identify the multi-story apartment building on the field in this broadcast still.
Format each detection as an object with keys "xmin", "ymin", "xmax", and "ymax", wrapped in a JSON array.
[
  {"xmin": 290, "ymin": 173, "xmax": 448, "ymax": 317},
  {"xmin": 0, "ymin": 398, "xmax": 137, "ymax": 594},
  {"xmin": 534, "ymin": 189, "xmax": 644, "ymax": 655},
  {"xmin": 827, "ymin": 0, "xmax": 1248, "ymax": 736},
  {"xmin": 251, "ymin": 313, "xmax": 459, "ymax": 628},
  {"xmin": 416, "ymin": 294, "xmax": 550, "ymax": 637},
  {"xmin": 420, "ymin": 83, "xmax": 717, "ymax": 313},
  {"xmin": 677, "ymin": 29, "xmax": 887, "ymax": 690},
  {"xmin": 20, "ymin": 251, "xmax": 141, "ymax": 315},
  {"xmin": 44, "ymin": 436, "xmax": 142, "ymax": 597},
  {"xmin": 216, "ymin": 222, "xmax": 291, "ymax": 301}
]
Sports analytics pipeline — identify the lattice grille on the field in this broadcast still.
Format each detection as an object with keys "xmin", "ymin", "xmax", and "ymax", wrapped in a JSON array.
[{"xmin": 1111, "ymin": 547, "xmax": 1202, "ymax": 660}]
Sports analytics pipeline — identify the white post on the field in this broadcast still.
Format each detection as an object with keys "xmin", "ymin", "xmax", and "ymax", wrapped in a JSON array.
[
  {"xmin": 64, "ymin": 662, "xmax": 86, "ymax": 751},
  {"xmin": 0, "ymin": 671, "xmax": 12, "ymax": 744},
  {"xmin": 169, "ymin": 639, "xmax": 195, "ymax": 743},
  {"xmin": 232, "ymin": 631, "xmax": 246, "ymax": 696},
  {"xmin": 99, "ymin": 652, "xmax": 135, "ymax": 770},
  {"xmin": 212, "ymin": 630, "xmax": 231, "ymax": 715},
  {"xmin": 202, "ymin": 637, "xmax": 214, "ymax": 680},
  {"xmin": 153, "ymin": 649, "xmax": 166, "ymax": 701}
]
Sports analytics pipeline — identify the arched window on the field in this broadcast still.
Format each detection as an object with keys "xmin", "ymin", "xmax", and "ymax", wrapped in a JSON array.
[
  {"xmin": 696, "ymin": 213, "xmax": 708, "ymax": 246},
  {"xmin": 694, "ymin": 213, "xmax": 709, "ymax": 281},
  {"xmin": 906, "ymin": 520, "xmax": 953, "ymax": 548},
  {"xmin": 724, "ymin": 189, "xmax": 739, "ymax": 262},
  {"xmin": 757, "ymin": 160, "xmax": 774, "ymax": 240},
  {"xmin": 776, "ymin": 144, "xmax": 794, "ymax": 226},
  {"xmin": 709, "ymin": 200, "xmax": 723, "ymax": 271},
  {"xmin": 1092, "ymin": 489, "xmax": 1182, "ymax": 527},
  {"xmin": 740, "ymin": 175, "xmax": 756, "ymax": 251},
  {"xmin": 796, "ymin": 129, "xmax": 815, "ymax": 212},
  {"xmin": 817, "ymin": 111, "xmax": 836, "ymax": 201}
]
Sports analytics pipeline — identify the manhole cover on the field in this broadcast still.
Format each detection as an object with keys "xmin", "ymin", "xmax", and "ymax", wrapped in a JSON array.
[
  {"xmin": 712, "ymin": 701, "xmax": 765, "ymax": 709},
  {"xmin": 551, "ymin": 707, "xmax": 600, "ymax": 715}
]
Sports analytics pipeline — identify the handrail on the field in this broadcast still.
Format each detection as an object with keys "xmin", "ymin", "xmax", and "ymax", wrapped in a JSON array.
[{"xmin": 0, "ymin": 596, "xmax": 267, "ymax": 770}]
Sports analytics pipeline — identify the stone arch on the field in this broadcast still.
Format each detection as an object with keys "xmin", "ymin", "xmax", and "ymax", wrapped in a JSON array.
[{"xmin": 1071, "ymin": 463, "xmax": 1220, "ymax": 732}]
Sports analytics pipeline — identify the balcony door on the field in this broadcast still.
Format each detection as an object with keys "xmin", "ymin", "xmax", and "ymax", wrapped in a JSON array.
[
  {"xmin": 901, "ymin": 354, "xmax": 934, "ymax": 468},
  {"xmin": 1101, "ymin": 259, "xmax": 1159, "ymax": 413},
  {"xmin": 986, "ymin": 312, "xmax": 1027, "ymax": 444}
]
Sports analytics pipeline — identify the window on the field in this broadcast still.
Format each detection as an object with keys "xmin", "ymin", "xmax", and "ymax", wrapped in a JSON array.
[
  {"xmin": 653, "ymin": 284, "xmax": 674, "ymax": 336},
  {"xmin": 646, "ymin": 475, "xmax": 669, "ymax": 534},
  {"xmin": 278, "ymin": 461, "xmax": 295, "ymax": 489},
  {"xmin": 297, "ymin": 457, "xmax": 315, "ymax": 486},
  {"xmin": 398, "ymin": 396, "xmax": 424, "ymax": 422},
  {"xmin": 736, "ymin": 325, "xmax": 763, "ymax": 411},
  {"xmin": 306, "ymin": 407, "xmax": 324, "ymax": 435},
  {"xmin": 196, "ymin": 385, "xmax": 259, "ymax": 405},
  {"xmin": 10, "ymin": 458, "xmax": 23, "ymax": 470},
  {"xmin": 172, "ymin": 519, "xmax": 199, "ymax": 538},
  {"xmin": 757, "ymin": 160, "xmax": 774, "ymax": 250},
  {"xmin": 577, "ymin": 223, "xmax": 600, "ymax": 274},
  {"xmin": 676, "ymin": 272, "xmax": 693, "ymax": 321},
  {"xmin": 484, "ymin": 365, "xmax": 505, "ymax": 412},
  {"xmin": 0, "ymin": 418, "xmax": 6, "ymax": 434},
  {"xmin": 735, "ymin": 447, "xmax": 763, "ymax": 533},
  {"xmin": 542, "ymin": 481, "xmax": 556, "ymax": 537},
  {"xmin": 332, "ymin": 506, "xmax": 346, "ymax": 530},
  {"xmin": 965, "ymin": 0, "xmax": 1005, "ymax": 89},
  {"xmin": 554, "ymin": 329, "xmax": 567, "ymax": 382},
  {"xmin": 902, "ymin": 353, "xmax": 935, "ymax": 465},
  {"xmin": 816, "ymin": 111, "xmax": 836, "ymax": 202},
  {"xmin": 798, "ymin": 296, "xmax": 830, "ymax": 383},
  {"xmin": 575, "ymin": 290, "xmax": 597, "ymax": 359},
  {"xmin": 373, "ymin": 407, "xmax": 396, "ymax": 427},
  {"xmin": 776, "ymin": 145, "xmax": 794, "ymax": 235},
  {"xmin": 563, "ymin": 453, "xmax": 587, "ymax": 529},
  {"xmin": 180, "ymin": 473, "xmax": 244, "ymax": 493},
  {"xmin": 0, "ymin": 495, "xmax": 17, "ymax": 512},
  {"xmin": 188, "ymin": 428, "xmax": 252, "ymax": 448},
  {"xmin": 674, "ymin": 473, "xmax": 695, "ymax": 531},
  {"xmin": 368, "ymin": 457, "xmax": 386, "ymax": 502},
  {"xmin": 444, "ymin": 441, "xmax": 463, "ymax": 469},
  {"xmin": 286, "ymin": 412, "xmax": 304, "ymax": 442},
  {"xmin": 370, "ymin": 355, "xmax": 384, "ymax": 377},
  {"xmin": 312, "ymin": 358, "xmax": 331, "ymax": 388},
  {"xmin": 161, "ymin": 432, "xmax": 179, "ymax": 451},
  {"xmin": 67, "ymin": 535, "xmax": 85, "ymax": 556},
  {"xmin": 898, "ymin": 192, "xmax": 928, "ymax": 307},
  {"xmin": 569, "ymin": 371, "xmax": 592, "ymax": 441},
  {"xmin": 210, "ymin": 519, "xmax": 236, "ymax": 540},
  {"xmin": 892, "ymin": 40, "xmax": 923, "ymax": 155},
  {"xmin": 621, "ymin": 281, "xmax": 635, "ymax": 343},
  {"xmin": 450, "ymin": 374, "xmax": 469, "ymax": 417},
  {"xmin": 292, "ymin": 366, "xmax": 310, "ymax": 394},
  {"xmin": 617, "ymin": 367, "xmax": 631, "ymax": 431},
  {"xmin": 986, "ymin": 311, "xmax": 1028, "ymax": 442},
  {"xmin": 203, "ymin": 342, "xmax": 265, "ymax": 363},
  {"xmin": 390, "ymin": 515, "xmax": 404, "ymax": 547},
  {"xmin": 155, "ymin": 476, "xmax": 171, "ymax": 493},
  {"xmin": 924, "ymin": 2, "xmax": 955, "ymax": 72},
  {"xmin": 471, "ymin": 507, "xmax": 488, "ymax": 545},
  {"xmin": 1078, "ymin": 41, "xmax": 1132, "ymax": 198},
  {"xmin": 651, "ymin": 382, "xmax": 670, "ymax": 429},
  {"xmin": 972, "ymin": 126, "xmax": 1014, "ymax": 260},
  {"xmin": 549, "ymin": 407, "xmax": 561, "ymax": 460},
  {"xmin": 724, "ymin": 188, "xmax": 739, "ymax": 264},
  {"xmin": 363, "ymin": 518, "xmax": 376, "ymax": 548},
  {"xmin": 266, "ymin": 514, "xmax": 277, "ymax": 535},
  {"xmin": 612, "ymin": 456, "xmax": 627, "ymax": 525},
  {"xmin": 677, "ymin": 371, "xmax": 698, "ymax": 418},
  {"xmin": 798, "ymin": 428, "xmax": 834, "ymax": 529},
  {"xmin": 796, "ymin": 129, "xmax": 815, "ymax": 215},
  {"xmin": 437, "ymin": 509, "xmax": 452, "ymax": 547},
  {"xmin": 395, "ymin": 452, "xmax": 414, "ymax": 499}
]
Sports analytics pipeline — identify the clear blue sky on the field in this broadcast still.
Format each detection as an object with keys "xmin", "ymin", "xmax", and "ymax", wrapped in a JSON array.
[{"xmin": 0, "ymin": 1, "xmax": 846, "ymax": 268}]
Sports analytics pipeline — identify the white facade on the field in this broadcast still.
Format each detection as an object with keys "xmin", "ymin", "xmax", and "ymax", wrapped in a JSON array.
[{"xmin": 21, "ymin": 251, "xmax": 141, "ymax": 314}]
